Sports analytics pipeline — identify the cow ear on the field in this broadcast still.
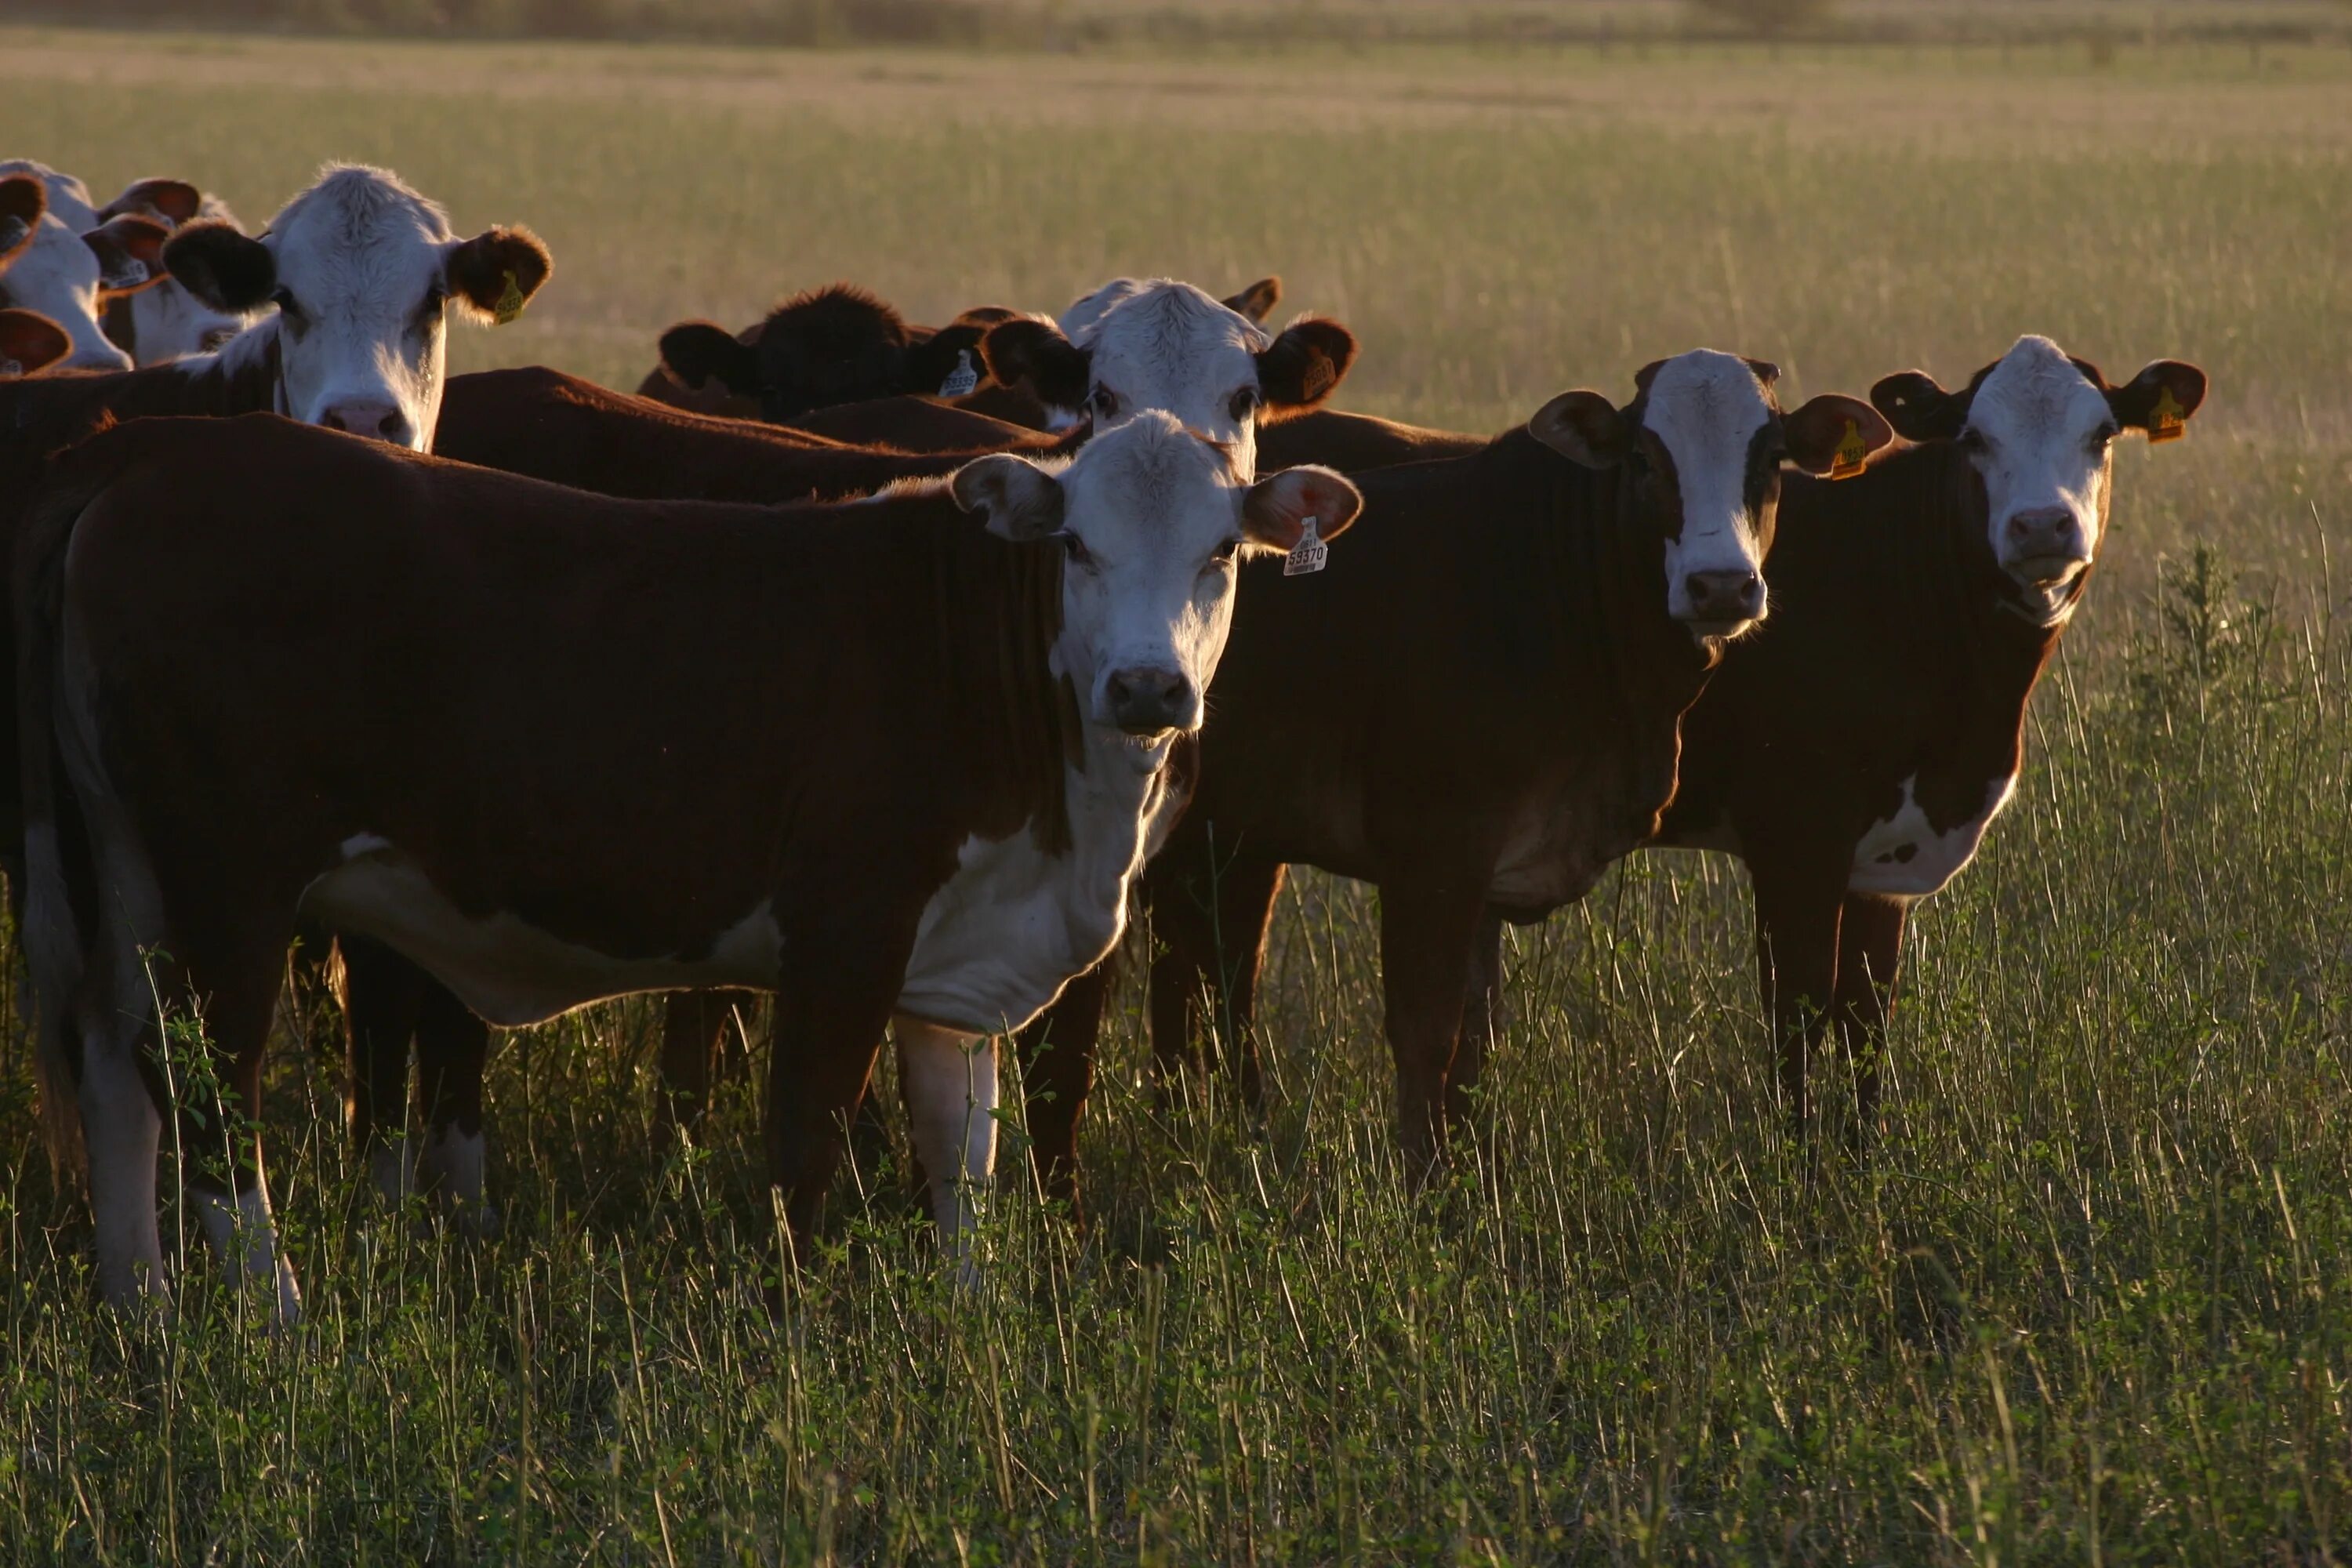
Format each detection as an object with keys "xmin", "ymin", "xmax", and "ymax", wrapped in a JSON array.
[
  {"xmin": 1743, "ymin": 358, "xmax": 1782, "ymax": 388},
  {"xmin": 85, "ymin": 214, "xmax": 172, "ymax": 296},
  {"xmin": 1870, "ymin": 370, "xmax": 1968, "ymax": 442},
  {"xmin": 1223, "ymin": 275, "xmax": 1283, "ymax": 325},
  {"xmin": 904, "ymin": 320, "xmax": 993, "ymax": 397},
  {"xmin": 97, "ymin": 177, "xmax": 203, "ymax": 227},
  {"xmin": 444, "ymin": 226, "xmax": 553, "ymax": 325},
  {"xmin": 0, "ymin": 309, "xmax": 71, "ymax": 378},
  {"xmin": 0, "ymin": 176, "xmax": 45, "ymax": 266},
  {"xmin": 952, "ymin": 452, "xmax": 1065, "ymax": 541},
  {"xmin": 659, "ymin": 321, "xmax": 762, "ymax": 394},
  {"xmin": 1783, "ymin": 394, "xmax": 1895, "ymax": 476},
  {"xmin": 165, "ymin": 220, "xmax": 276, "ymax": 312},
  {"xmin": 982, "ymin": 317, "xmax": 1091, "ymax": 413},
  {"xmin": 1527, "ymin": 390, "xmax": 1631, "ymax": 468},
  {"xmin": 2107, "ymin": 359, "xmax": 2208, "ymax": 436},
  {"xmin": 1633, "ymin": 358, "xmax": 1668, "ymax": 396},
  {"xmin": 1242, "ymin": 463, "xmax": 1363, "ymax": 552},
  {"xmin": 1254, "ymin": 318, "xmax": 1356, "ymax": 414}
]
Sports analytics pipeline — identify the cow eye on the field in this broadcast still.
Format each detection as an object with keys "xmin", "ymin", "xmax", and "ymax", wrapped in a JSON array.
[
  {"xmin": 1090, "ymin": 387, "xmax": 1119, "ymax": 419},
  {"xmin": 1058, "ymin": 532, "xmax": 1093, "ymax": 567},
  {"xmin": 2089, "ymin": 422, "xmax": 2118, "ymax": 451},
  {"xmin": 1210, "ymin": 537, "xmax": 1241, "ymax": 564},
  {"xmin": 270, "ymin": 287, "xmax": 300, "ymax": 318},
  {"xmin": 1957, "ymin": 427, "xmax": 1989, "ymax": 455},
  {"xmin": 419, "ymin": 283, "xmax": 447, "ymax": 318},
  {"xmin": 1227, "ymin": 387, "xmax": 1260, "ymax": 423}
]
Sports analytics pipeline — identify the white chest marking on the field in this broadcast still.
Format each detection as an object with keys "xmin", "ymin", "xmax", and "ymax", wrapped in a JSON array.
[{"xmin": 1848, "ymin": 773, "xmax": 2016, "ymax": 896}]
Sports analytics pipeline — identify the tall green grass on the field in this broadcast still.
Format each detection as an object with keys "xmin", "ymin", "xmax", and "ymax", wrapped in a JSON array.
[{"xmin": 0, "ymin": 30, "xmax": 2347, "ymax": 1563}]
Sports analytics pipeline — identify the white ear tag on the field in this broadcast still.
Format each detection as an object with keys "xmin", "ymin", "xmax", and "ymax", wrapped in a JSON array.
[
  {"xmin": 1283, "ymin": 515, "xmax": 1327, "ymax": 577},
  {"xmin": 109, "ymin": 258, "xmax": 150, "ymax": 288},
  {"xmin": 938, "ymin": 349, "xmax": 979, "ymax": 398}
]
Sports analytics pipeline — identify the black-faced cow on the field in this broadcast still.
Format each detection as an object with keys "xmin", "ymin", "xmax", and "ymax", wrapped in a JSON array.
[
  {"xmin": 644, "ymin": 285, "xmax": 1010, "ymax": 423},
  {"xmin": 1640, "ymin": 334, "xmax": 2209, "ymax": 1137},
  {"xmin": 1011, "ymin": 350, "xmax": 1893, "ymax": 1213},
  {"xmin": 19, "ymin": 408, "xmax": 1357, "ymax": 1320}
]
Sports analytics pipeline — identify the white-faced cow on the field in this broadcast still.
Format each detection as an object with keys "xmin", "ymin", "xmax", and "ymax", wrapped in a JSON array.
[
  {"xmin": 0, "ymin": 185, "xmax": 172, "ymax": 373},
  {"xmin": 0, "ymin": 173, "xmax": 71, "ymax": 378},
  {"xmin": 1009, "ymin": 350, "xmax": 1894, "ymax": 1214},
  {"xmin": 1639, "ymin": 335, "xmax": 2210, "ymax": 1137},
  {"xmin": 19, "ymin": 407, "xmax": 1357, "ymax": 1321}
]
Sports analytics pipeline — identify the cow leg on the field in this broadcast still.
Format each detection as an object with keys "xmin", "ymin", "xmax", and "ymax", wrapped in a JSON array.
[
  {"xmin": 1748, "ymin": 851, "xmax": 1850, "ymax": 1141},
  {"xmin": 1377, "ymin": 872, "xmax": 1490, "ymax": 1181},
  {"xmin": 1832, "ymin": 892, "xmax": 1907, "ymax": 1145},
  {"xmin": 75, "ymin": 953, "xmax": 169, "ymax": 1315},
  {"xmin": 1145, "ymin": 842, "xmax": 1284, "ymax": 1102},
  {"xmin": 1444, "ymin": 909, "xmax": 1507, "ymax": 1140},
  {"xmin": 659, "ymin": 989, "xmax": 724, "ymax": 1128},
  {"xmin": 336, "ymin": 934, "xmax": 428, "ymax": 1203},
  {"xmin": 765, "ymin": 930, "xmax": 914, "ymax": 1259},
  {"xmin": 413, "ymin": 983, "xmax": 496, "ymax": 1231},
  {"xmin": 1013, "ymin": 956, "xmax": 1111, "ymax": 1222},
  {"xmin": 897, "ymin": 1017, "xmax": 999, "ymax": 1279}
]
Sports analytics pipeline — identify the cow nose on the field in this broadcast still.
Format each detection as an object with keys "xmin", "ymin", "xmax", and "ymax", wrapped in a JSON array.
[
  {"xmin": 1104, "ymin": 667, "xmax": 1194, "ymax": 735},
  {"xmin": 321, "ymin": 401, "xmax": 412, "ymax": 446},
  {"xmin": 2006, "ymin": 506, "xmax": 2076, "ymax": 554},
  {"xmin": 1683, "ymin": 569, "xmax": 1764, "ymax": 623}
]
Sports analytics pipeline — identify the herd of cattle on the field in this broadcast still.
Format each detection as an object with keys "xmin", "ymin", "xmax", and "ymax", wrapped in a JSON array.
[{"xmin": 0, "ymin": 159, "xmax": 2209, "ymax": 1328}]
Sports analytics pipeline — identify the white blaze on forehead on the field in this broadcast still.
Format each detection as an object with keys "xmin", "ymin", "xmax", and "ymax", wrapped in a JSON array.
[
  {"xmin": 258, "ymin": 164, "xmax": 464, "ymax": 449},
  {"xmin": 1640, "ymin": 349, "xmax": 1777, "ymax": 617},
  {"xmin": 1058, "ymin": 276, "xmax": 1149, "ymax": 346},
  {"xmin": 1081, "ymin": 279, "xmax": 1269, "ymax": 460},
  {"xmin": 1051, "ymin": 410, "xmax": 1250, "ymax": 723},
  {"xmin": 0, "ymin": 215, "xmax": 131, "ymax": 371}
]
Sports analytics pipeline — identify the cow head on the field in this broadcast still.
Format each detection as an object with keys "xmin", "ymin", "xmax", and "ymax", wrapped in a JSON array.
[
  {"xmin": 982, "ymin": 281, "xmax": 1357, "ymax": 474},
  {"xmin": 0, "ymin": 174, "xmax": 44, "ymax": 274},
  {"xmin": 662, "ymin": 283, "xmax": 944, "ymax": 422},
  {"xmin": 1872, "ymin": 335, "xmax": 2208, "ymax": 625},
  {"xmin": 0, "ymin": 310, "xmax": 71, "ymax": 379},
  {"xmin": 953, "ymin": 409, "xmax": 1362, "ymax": 759},
  {"xmin": 1530, "ymin": 348, "xmax": 1893, "ymax": 642},
  {"xmin": 163, "ymin": 163, "xmax": 551, "ymax": 451},
  {"xmin": 0, "ymin": 210, "xmax": 170, "ymax": 372},
  {"xmin": 114, "ymin": 193, "xmax": 258, "ymax": 364},
  {"xmin": 1056, "ymin": 274, "xmax": 1287, "ymax": 347}
]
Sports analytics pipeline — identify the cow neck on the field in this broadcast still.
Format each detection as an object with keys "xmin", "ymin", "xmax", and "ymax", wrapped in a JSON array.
[
  {"xmin": 1776, "ymin": 441, "xmax": 2073, "ymax": 721},
  {"xmin": 1461, "ymin": 427, "xmax": 1713, "ymax": 717},
  {"xmin": 855, "ymin": 488, "xmax": 1075, "ymax": 852},
  {"xmin": 1, "ymin": 325, "xmax": 282, "ymax": 450}
]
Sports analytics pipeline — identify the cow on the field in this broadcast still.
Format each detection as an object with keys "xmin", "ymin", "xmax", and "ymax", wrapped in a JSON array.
[
  {"xmin": 17, "ymin": 408, "xmax": 1359, "ymax": 1323},
  {"xmin": 0, "ymin": 203, "xmax": 172, "ymax": 373},
  {"xmin": 0, "ymin": 174, "xmax": 69, "ymax": 379},
  {"xmin": 787, "ymin": 393, "xmax": 1061, "ymax": 454},
  {"xmin": 1008, "ymin": 350, "xmax": 1896, "ymax": 1215},
  {"xmin": 1628, "ymin": 335, "xmax": 2210, "ymax": 1139}
]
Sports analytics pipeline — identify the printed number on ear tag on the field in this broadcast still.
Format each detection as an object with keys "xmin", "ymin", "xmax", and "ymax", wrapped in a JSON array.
[
  {"xmin": 938, "ymin": 349, "xmax": 980, "ymax": 398},
  {"xmin": 1283, "ymin": 516, "xmax": 1327, "ymax": 577},
  {"xmin": 1828, "ymin": 419, "xmax": 1870, "ymax": 481},
  {"xmin": 107, "ymin": 258, "xmax": 150, "ymax": 289},
  {"xmin": 2148, "ymin": 385, "xmax": 2187, "ymax": 444},
  {"xmin": 493, "ymin": 269, "xmax": 526, "ymax": 326}
]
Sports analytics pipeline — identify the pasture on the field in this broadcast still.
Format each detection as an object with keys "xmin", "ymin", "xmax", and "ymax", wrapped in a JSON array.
[{"xmin": 3, "ymin": 20, "xmax": 2351, "ymax": 1563}]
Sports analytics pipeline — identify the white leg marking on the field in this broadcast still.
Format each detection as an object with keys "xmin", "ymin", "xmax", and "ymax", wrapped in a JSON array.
[
  {"xmin": 421, "ymin": 1124, "xmax": 498, "ymax": 1236},
  {"xmin": 897, "ymin": 1018, "xmax": 998, "ymax": 1279},
  {"xmin": 194, "ymin": 1178, "xmax": 303, "ymax": 1330},
  {"xmin": 80, "ymin": 1018, "xmax": 167, "ymax": 1312}
]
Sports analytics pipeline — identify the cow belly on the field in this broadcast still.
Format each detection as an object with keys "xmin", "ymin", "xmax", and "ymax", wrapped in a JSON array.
[
  {"xmin": 1848, "ymin": 773, "xmax": 2016, "ymax": 897},
  {"xmin": 300, "ymin": 845, "xmax": 779, "ymax": 1027},
  {"xmin": 895, "ymin": 826, "xmax": 1131, "ymax": 1036}
]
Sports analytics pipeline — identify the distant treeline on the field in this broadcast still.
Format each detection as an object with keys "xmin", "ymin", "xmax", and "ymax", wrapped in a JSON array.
[{"xmin": 18, "ymin": 0, "xmax": 2350, "ymax": 49}]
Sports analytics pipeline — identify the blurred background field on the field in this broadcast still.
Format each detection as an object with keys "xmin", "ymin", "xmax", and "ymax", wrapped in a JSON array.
[{"xmin": 2, "ymin": 13, "xmax": 2350, "ymax": 1563}]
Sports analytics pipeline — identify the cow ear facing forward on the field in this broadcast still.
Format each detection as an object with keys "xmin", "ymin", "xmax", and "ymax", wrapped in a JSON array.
[
  {"xmin": 1783, "ymin": 394, "xmax": 1895, "ymax": 476},
  {"xmin": 953, "ymin": 453, "xmax": 1067, "ymax": 542},
  {"xmin": 0, "ymin": 176, "xmax": 45, "ymax": 263},
  {"xmin": 659, "ymin": 321, "xmax": 762, "ymax": 394},
  {"xmin": 1528, "ymin": 390, "xmax": 1632, "ymax": 469},
  {"xmin": 1242, "ymin": 464, "xmax": 1363, "ymax": 553},
  {"xmin": 1870, "ymin": 370, "xmax": 1969, "ymax": 442},
  {"xmin": 1223, "ymin": 275, "xmax": 1283, "ymax": 324},
  {"xmin": 1254, "ymin": 317, "xmax": 1356, "ymax": 415},
  {"xmin": 0, "ymin": 309, "xmax": 71, "ymax": 377},
  {"xmin": 97, "ymin": 177, "xmax": 204, "ymax": 227},
  {"xmin": 165, "ymin": 220, "xmax": 277, "ymax": 313},
  {"xmin": 445, "ymin": 227, "xmax": 552, "ymax": 325},
  {"xmin": 2107, "ymin": 359, "xmax": 2208, "ymax": 439},
  {"xmin": 85, "ymin": 214, "xmax": 172, "ymax": 296},
  {"xmin": 981, "ymin": 317, "xmax": 1092, "ymax": 413}
]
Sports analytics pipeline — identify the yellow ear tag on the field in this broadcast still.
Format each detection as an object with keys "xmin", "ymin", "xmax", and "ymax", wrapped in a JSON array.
[
  {"xmin": 1828, "ymin": 418, "xmax": 1869, "ymax": 481},
  {"xmin": 493, "ymin": 268, "xmax": 526, "ymax": 326},
  {"xmin": 2147, "ymin": 384, "xmax": 2186, "ymax": 444}
]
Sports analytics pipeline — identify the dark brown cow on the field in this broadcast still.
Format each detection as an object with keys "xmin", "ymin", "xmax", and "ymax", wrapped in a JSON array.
[
  {"xmin": 1011, "ymin": 351, "xmax": 1894, "ymax": 1210},
  {"xmin": 1258, "ymin": 407, "xmax": 1487, "ymax": 472},
  {"xmin": 786, "ymin": 394, "xmax": 1058, "ymax": 453},
  {"xmin": 22, "ymin": 408, "xmax": 1356, "ymax": 1321},
  {"xmin": 1635, "ymin": 335, "xmax": 2210, "ymax": 1138}
]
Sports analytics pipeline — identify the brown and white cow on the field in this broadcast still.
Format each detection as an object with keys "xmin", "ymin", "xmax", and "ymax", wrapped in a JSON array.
[
  {"xmin": 0, "ymin": 203, "xmax": 172, "ymax": 375},
  {"xmin": 20, "ymin": 408, "xmax": 1356, "ymax": 1320},
  {"xmin": 5, "ymin": 164, "xmax": 254, "ymax": 366},
  {"xmin": 1011, "ymin": 350, "xmax": 1893, "ymax": 1210},
  {"xmin": 1634, "ymin": 335, "xmax": 2209, "ymax": 1137},
  {"xmin": 0, "ymin": 174, "xmax": 71, "ymax": 379}
]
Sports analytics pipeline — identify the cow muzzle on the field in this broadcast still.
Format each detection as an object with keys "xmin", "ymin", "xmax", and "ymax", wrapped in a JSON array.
[
  {"xmin": 1104, "ymin": 666, "xmax": 1198, "ymax": 739},
  {"xmin": 320, "ymin": 399, "xmax": 417, "ymax": 448},
  {"xmin": 1677, "ymin": 568, "xmax": 1766, "ymax": 641},
  {"xmin": 2002, "ymin": 506, "xmax": 2091, "ymax": 587}
]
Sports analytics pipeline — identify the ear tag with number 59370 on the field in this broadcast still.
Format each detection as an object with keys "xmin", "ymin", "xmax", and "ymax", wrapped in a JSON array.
[
  {"xmin": 938, "ymin": 349, "xmax": 980, "ymax": 398},
  {"xmin": 1284, "ymin": 516, "xmax": 1327, "ymax": 576}
]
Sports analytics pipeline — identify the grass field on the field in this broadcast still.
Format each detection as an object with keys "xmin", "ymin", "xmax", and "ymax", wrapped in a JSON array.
[{"xmin": 4, "ymin": 21, "xmax": 2352, "ymax": 1564}]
